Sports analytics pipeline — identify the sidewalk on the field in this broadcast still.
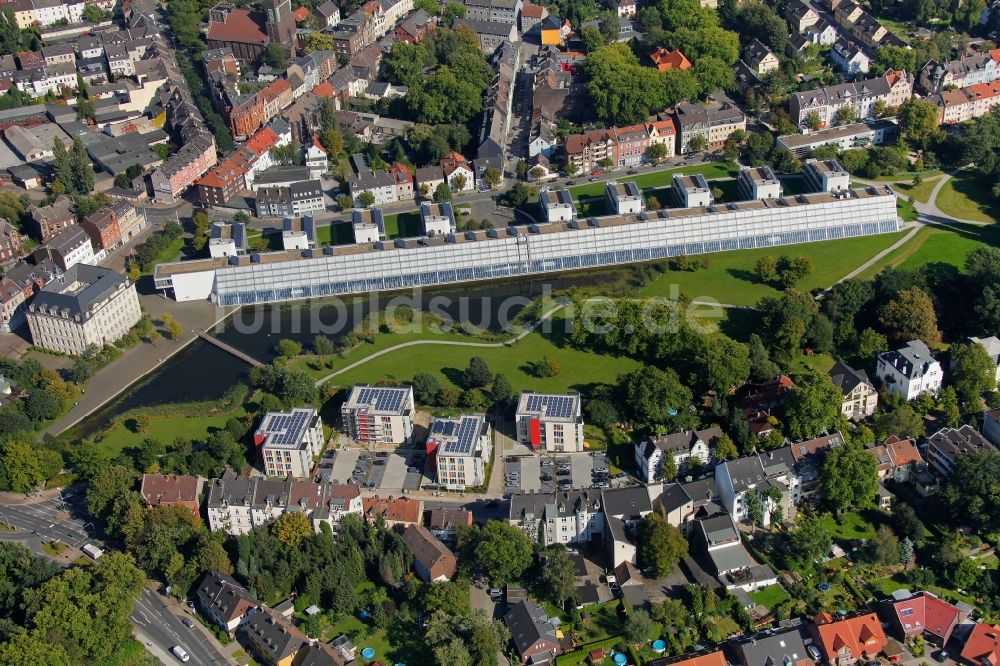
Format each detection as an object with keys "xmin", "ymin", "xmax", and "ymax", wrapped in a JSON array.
[{"xmin": 0, "ymin": 489, "xmax": 62, "ymax": 505}]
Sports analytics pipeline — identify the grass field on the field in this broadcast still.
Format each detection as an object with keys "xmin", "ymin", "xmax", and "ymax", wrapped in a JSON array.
[
  {"xmin": 320, "ymin": 313, "xmax": 643, "ymax": 394},
  {"xmin": 818, "ymin": 510, "xmax": 884, "ymax": 545},
  {"xmin": 935, "ymin": 173, "xmax": 1000, "ymax": 224},
  {"xmin": 897, "ymin": 198, "xmax": 918, "ymax": 222},
  {"xmin": 382, "ymin": 211, "xmax": 422, "ymax": 238},
  {"xmin": 95, "ymin": 413, "xmax": 240, "ymax": 456},
  {"xmin": 636, "ymin": 231, "xmax": 907, "ymax": 306},
  {"xmin": 749, "ymin": 584, "xmax": 789, "ymax": 608},
  {"xmin": 141, "ymin": 236, "xmax": 185, "ymax": 275},
  {"xmin": 894, "ymin": 176, "xmax": 940, "ymax": 204},
  {"xmin": 857, "ymin": 222, "xmax": 1000, "ymax": 279},
  {"xmin": 873, "ymin": 169, "xmax": 943, "ymax": 182},
  {"xmin": 315, "ymin": 222, "xmax": 355, "ymax": 246},
  {"xmin": 567, "ymin": 161, "xmax": 739, "ymax": 201}
]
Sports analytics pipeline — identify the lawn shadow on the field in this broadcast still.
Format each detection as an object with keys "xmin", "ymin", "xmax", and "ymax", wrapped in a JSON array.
[
  {"xmin": 440, "ymin": 367, "xmax": 465, "ymax": 388},
  {"xmin": 726, "ymin": 268, "xmax": 764, "ymax": 286},
  {"xmin": 717, "ymin": 308, "xmax": 762, "ymax": 342}
]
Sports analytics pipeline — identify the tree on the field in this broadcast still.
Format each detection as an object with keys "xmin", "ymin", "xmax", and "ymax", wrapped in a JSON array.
[
  {"xmin": 856, "ymin": 328, "xmax": 887, "ymax": 359},
  {"xmin": 874, "ymin": 403, "xmax": 925, "ymax": 440},
  {"xmin": 746, "ymin": 489, "xmax": 765, "ymax": 528},
  {"xmin": 950, "ymin": 342, "xmax": 996, "ymax": 405},
  {"xmin": 274, "ymin": 511, "xmax": 313, "ymax": 548},
  {"xmin": 789, "ymin": 514, "xmax": 832, "ymax": 566},
  {"xmin": 438, "ymin": 386, "xmax": 460, "ymax": 407},
  {"xmin": 776, "ymin": 255, "xmax": 813, "ymax": 289},
  {"xmin": 460, "ymin": 388, "xmax": 486, "ymax": 410},
  {"xmin": 805, "ymin": 111, "xmax": 822, "ymax": 131},
  {"xmin": 637, "ymin": 513, "xmax": 688, "ymax": 577},
  {"xmin": 463, "ymin": 356, "xmax": 493, "ymax": 389},
  {"xmin": 892, "ymin": 503, "xmax": 927, "ymax": 543},
  {"xmin": 758, "ymin": 289, "xmax": 817, "ymax": 363},
  {"xmin": 748, "ymin": 333, "xmax": 781, "ymax": 381},
  {"xmin": 755, "ymin": 255, "xmax": 778, "ymax": 283},
  {"xmin": 901, "ymin": 537, "xmax": 915, "ymax": 564},
  {"xmin": 358, "ymin": 190, "xmax": 376, "ymax": 208},
  {"xmin": 0, "ymin": 440, "xmax": 44, "ymax": 493},
  {"xmin": 161, "ymin": 313, "xmax": 183, "ymax": 340},
  {"xmin": 648, "ymin": 142, "xmax": 669, "ymax": 163},
  {"xmin": 474, "ymin": 521, "xmax": 532, "ymax": 585},
  {"xmin": 875, "ymin": 45, "xmax": 917, "ymax": 76},
  {"xmin": 24, "ymin": 389, "xmax": 60, "ymax": 421},
  {"xmin": 624, "ymin": 609, "xmax": 655, "ymax": 644},
  {"xmin": 491, "ymin": 373, "xmax": 513, "ymax": 404},
  {"xmin": 541, "ymin": 547, "xmax": 577, "ymax": 607},
  {"xmin": 274, "ymin": 338, "xmax": 302, "ymax": 358},
  {"xmin": 868, "ymin": 525, "xmax": 901, "ymax": 564},
  {"xmin": 70, "ymin": 137, "xmax": 94, "ymax": 194},
  {"xmin": 483, "ymin": 167, "xmax": 502, "ymax": 190},
  {"xmin": 715, "ymin": 434, "xmax": 738, "ymax": 460},
  {"xmin": 441, "ymin": 1, "xmax": 466, "ymax": 25},
  {"xmin": 86, "ymin": 465, "xmax": 137, "ymax": 518},
  {"xmin": 898, "ymin": 98, "xmax": 940, "ymax": 146},
  {"xmin": 619, "ymin": 366, "xmax": 695, "ymax": 430},
  {"xmin": 263, "ymin": 43, "xmax": 287, "ymax": 68},
  {"xmin": 412, "ymin": 372, "xmax": 441, "ymax": 404},
  {"xmin": 305, "ymin": 30, "xmax": 334, "ymax": 52},
  {"xmin": 433, "ymin": 181, "xmax": 452, "ymax": 203},
  {"xmin": 820, "ymin": 441, "xmax": 879, "ymax": 513},
  {"xmin": 942, "ymin": 449, "xmax": 1000, "ymax": 533},
  {"xmin": 784, "ymin": 372, "xmax": 842, "ymax": 439},
  {"xmin": 688, "ymin": 134, "xmax": 708, "ymax": 153},
  {"xmin": 834, "ymin": 106, "xmax": 858, "ymax": 126},
  {"xmin": 313, "ymin": 335, "xmax": 334, "ymax": 356},
  {"xmin": 879, "ymin": 287, "xmax": 942, "ymax": 347},
  {"xmin": 693, "ymin": 335, "xmax": 751, "ymax": 394}
]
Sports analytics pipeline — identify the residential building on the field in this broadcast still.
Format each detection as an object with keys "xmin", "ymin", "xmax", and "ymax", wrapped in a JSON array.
[
  {"xmin": 614, "ymin": 123, "xmax": 649, "ymax": 166},
  {"xmin": 508, "ymin": 489, "xmax": 603, "ymax": 546},
  {"xmin": 80, "ymin": 207, "xmax": 122, "ymax": 252},
  {"xmin": 716, "ymin": 448, "xmax": 799, "ymax": 526},
  {"xmin": 650, "ymin": 47, "xmax": 691, "ymax": 71},
  {"xmin": 0, "ymin": 260, "xmax": 53, "ymax": 333},
  {"xmin": 515, "ymin": 391, "xmax": 584, "ymax": 452},
  {"xmin": 805, "ymin": 19, "xmax": 839, "ymax": 45},
  {"xmin": 206, "ymin": 6, "xmax": 269, "ymax": 62},
  {"xmin": 420, "ymin": 202, "xmax": 456, "ymax": 236},
  {"xmin": 254, "ymin": 408, "xmax": 324, "ymax": 478},
  {"xmin": 428, "ymin": 413, "xmax": 492, "ymax": 490},
  {"xmin": 504, "ymin": 600, "xmax": 561, "ymax": 664},
  {"xmin": 829, "ymin": 361, "xmax": 878, "ymax": 419},
  {"xmin": 658, "ymin": 476, "xmax": 723, "ymax": 536},
  {"xmin": 351, "ymin": 209, "xmax": 386, "ymax": 244},
  {"xmin": 28, "ymin": 196, "xmax": 75, "ymax": 243},
  {"xmin": 314, "ymin": 0, "xmax": 341, "ymax": 27},
  {"xmin": 634, "ymin": 426, "xmax": 723, "ymax": 484},
  {"xmin": 395, "ymin": 9, "xmax": 436, "ymax": 42},
  {"xmin": 285, "ymin": 180, "xmax": 326, "ymax": 218},
  {"xmin": 342, "ymin": 385, "xmax": 415, "ymax": 446},
  {"xmin": 925, "ymin": 424, "xmax": 994, "ymax": 478},
  {"xmin": 830, "ymin": 39, "xmax": 872, "ymax": 76},
  {"xmin": 401, "ymin": 524, "xmax": 457, "ymax": 582},
  {"xmin": 209, "ymin": 223, "xmax": 247, "ymax": 258},
  {"xmin": 735, "ymin": 626, "xmax": 813, "ymax": 666},
  {"xmin": 27, "ymin": 264, "xmax": 140, "ymax": 355},
  {"xmin": 197, "ymin": 159, "xmax": 248, "ymax": 209},
  {"xmin": 646, "ymin": 117, "xmax": 677, "ymax": 156},
  {"xmin": 919, "ymin": 49, "xmax": 1000, "ymax": 93},
  {"xmin": 196, "ymin": 571, "xmax": 256, "ymax": 636},
  {"xmin": 744, "ymin": 38, "xmax": 779, "ymax": 76},
  {"xmin": 805, "ymin": 158, "xmax": 851, "ymax": 193},
  {"xmin": 455, "ymin": 17, "xmax": 519, "ymax": 53},
  {"xmin": 305, "ymin": 137, "xmax": 327, "ymax": 179},
  {"xmin": 540, "ymin": 189, "xmax": 576, "ymax": 222},
  {"xmin": 348, "ymin": 165, "xmax": 413, "ymax": 205},
  {"xmin": 415, "ymin": 166, "xmax": 446, "ymax": 196},
  {"xmin": 602, "ymin": 485, "xmax": 655, "ymax": 566},
  {"xmin": 563, "ymin": 129, "xmax": 617, "ymax": 174},
  {"xmin": 205, "ymin": 470, "xmax": 363, "ymax": 535},
  {"xmin": 969, "ymin": 335, "xmax": 1000, "ymax": 385},
  {"xmin": 0, "ymin": 220, "xmax": 23, "ymax": 265},
  {"xmin": 984, "ymin": 407, "xmax": 1000, "ymax": 447},
  {"xmin": 790, "ymin": 69, "xmax": 913, "ymax": 127},
  {"xmin": 239, "ymin": 608, "xmax": 307, "ymax": 666},
  {"xmin": 440, "ymin": 151, "xmax": 475, "ymax": 191},
  {"xmin": 463, "ymin": 0, "xmax": 523, "ymax": 24},
  {"xmin": 520, "ymin": 2, "xmax": 548, "ymax": 32},
  {"xmin": 426, "ymin": 507, "xmax": 472, "ymax": 543},
  {"xmin": 867, "ymin": 435, "xmax": 923, "ymax": 482},
  {"xmin": 675, "ymin": 102, "xmax": 746, "ymax": 153},
  {"xmin": 698, "ymin": 514, "xmax": 777, "ymax": 590},
  {"xmin": 361, "ymin": 496, "xmax": 422, "ymax": 526},
  {"xmin": 810, "ymin": 612, "xmax": 888, "ymax": 666},
  {"xmin": 151, "ymin": 133, "xmax": 218, "ymax": 204},
  {"xmin": 786, "ymin": 1, "xmax": 821, "ymax": 31},
  {"xmin": 605, "ymin": 181, "xmax": 644, "ymax": 215},
  {"xmin": 672, "ymin": 173, "xmax": 713, "ymax": 208},
  {"xmin": 738, "ymin": 166, "xmax": 783, "ymax": 200},
  {"xmin": 139, "ymin": 474, "xmax": 202, "ymax": 514},
  {"xmin": 876, "ymin": 340, "xmax": 943, "ymax": 400},
  {"xmin": 777, "ymin": 119, "xmax": 898, "ymax": 157},
  {"xmin": 789, "ymin": 432, "xmax": 845, "ymax": 496},
  {"xmin": 959, "ymin": 622, "xmax": 1000, "ymax": 666},
  {"xmin": 879, "ymin": 590, "xmax": 964, "ymax": 646}
]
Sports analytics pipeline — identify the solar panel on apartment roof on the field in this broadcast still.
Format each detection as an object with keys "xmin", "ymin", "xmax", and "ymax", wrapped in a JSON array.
[
  {"xmin": 525, "ymin": 394, "xmax": 575, "ymax": 419},
  {"xmin": 356, "ymin": 387, "xmax": 406, "ymax": 412},
  {"xmin": 262, "ymin": 409, "xmax": 310, "ymax": 446},
  {"xmin": 443, "ymin": 416, "xmax": 480, "ymax": 454}
]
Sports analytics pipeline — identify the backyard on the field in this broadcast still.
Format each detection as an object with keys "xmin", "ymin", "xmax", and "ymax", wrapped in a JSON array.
[{"xmin": 92, "ymin": 412, "xmax": 241, "ymax": 457}]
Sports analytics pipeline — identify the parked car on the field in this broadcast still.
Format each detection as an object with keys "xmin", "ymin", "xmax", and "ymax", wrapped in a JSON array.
[
  {"xmin": 374, "ymin": 460, "xmax": 386, "ymax": 466},
  {"xmin": 627, "ymin": 169, "xmax": 638, "ymax": 174},
  {"xmin": 376, "ymin": 451, "xmax": 389, "ymax": 458},
  {"xmin": 566, "ymin": 180, "xmax": 576, "ymax": 186},
  {"xmin": 540, "ymin": 460, "xmax": 554, "ymax": 466},
  {"xmin": 591, "ymin": 169, "xmax": 602, "ymax": 176},
  {"xmin": 182, "ymin": 619, "xmax": 194, "ymax": 629}
]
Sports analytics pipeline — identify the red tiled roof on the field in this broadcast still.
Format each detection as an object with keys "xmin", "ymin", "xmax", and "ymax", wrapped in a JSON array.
[
  {"xmin": 522, "ymin": 2, "xmax": 547, "ymax": 17},
  {"xmin": 293, "ymin": 6, "xmax": 309, "ymax": 21},
  {"xmin": 889, "ymin": 592, "xmax": 960, "ymax": 642},
  {"xmin": 207, "ymin": 8, "xmax": 267, "ymax": 45},
  {"xmin": 140, "ymin": 474, "xmax": 199, "ymax": 507},
  {"xmin": 259, "ymin": 78, "xmax": 291, "ymax": 102},
  {"xmin": 668, "ymin": 652, "xmax": 727, "ymax": 666},
  {"xmin": 814, "ymin": 613, "xmax": 888, "ymax": 662},
  {"xmin": 886, "ymin": 437, "xmax": 922, "ymax": 467},
  {"xmin": 563, "ymin": 129, "xmax": 616, "ymax": 156},
  {"xmin": 884, "ymin": 68, "xmax": 906, "ymax": 87},
  {"xmin": 197, "ymin": 160, "xmax": 246, "ymax": 189},
  {"xmin": 312, "ymin": 82, "xmax": 335, "ymax": 97},
  {"xmin": 650, "ymin": 47, "xmax": 691, "ymax": 71},
  {"xmin": 245, "ymin": 127, "xmax": 280, "ymax": 156},
  {"xmin": 962, "ymin": 623, "xmax": 1000, "ymax": 666},
  {"xmin": 362, "ymin": 496, "xmax": 421, "ymax": 523}
]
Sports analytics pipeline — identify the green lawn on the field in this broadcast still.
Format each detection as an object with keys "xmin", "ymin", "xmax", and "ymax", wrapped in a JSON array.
[
  {"xmin": 95, "ymin": 413, "xmax": 240, "ymax": 457},
  {"xmin": 324, "ymin": 614, "xmax": 394, "ymax": 661},
  {"xmin": 817, "ymin": 510, "xmax": 882, "ymax": 545},
  {"xmin": 636, "ymin": 231, "xmax": 907, "ymax": 306},
  {"xmin": 897, "ymin": 198, "xmax": 918, "ymax": 222},
  {"xmin": 141, "ymin": 236, "xmax": 185, "ymax": 275},
  {"xmin": 567, "ymin": 161, "xmax": 738, "ymax": 201},
  {"xmin": 857, "ymin": 222, "xmax": 1000, "ymax": 279},
  {"xmin": 315, "ymin": 222, "xmax": 356, "ymax": 246},
  {"xmin": 790, "ymin": 352, "xmax": 836, "ymax": 375},
  {"xmin": 895, "ymin": 177, "xmax": 940, "ymax": 204},
  {"xmin": 749, "ymin": 584, "xmax": 789, "ymax": 608},
  {"xmin": 872, "ymin": 169, "xmax": 944, "ymax": 182},
  {"xmin": 779, "ymin": 176, "xmax": 812, "ymax": 195},
  {"xmin": 935, "ymin": 173, "xmax": 1000, "ymax": 224},
  {"xmin": 320, "ymin": 312, "xmax": 643, "ymax": 395},
  {"xmin": 382, "ymin": 211, "xmax": 422, "ymax": 238},
  {"xmin": 868, "ymin": 572, "xmax": 976, "ymax": 607}
]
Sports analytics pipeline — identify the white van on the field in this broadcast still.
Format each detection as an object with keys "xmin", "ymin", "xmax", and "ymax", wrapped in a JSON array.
[{"xmin": 171, "ymin": 646, "xmax": 190, "ymax": 662}]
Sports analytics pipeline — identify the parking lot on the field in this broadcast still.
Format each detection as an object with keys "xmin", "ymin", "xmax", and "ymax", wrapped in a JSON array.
[
  {"xmin": 504, "ymin": 451, "xmax": 616, "ymax": 494},
  {"xmin": 320, "ymin": 448, "xmax": 430, "ymax": 492}
]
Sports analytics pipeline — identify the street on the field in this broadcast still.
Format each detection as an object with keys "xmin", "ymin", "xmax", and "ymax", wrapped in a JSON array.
[{"xmin": 0, "ymin": 495, "xmax": 232, "ymax": 666}]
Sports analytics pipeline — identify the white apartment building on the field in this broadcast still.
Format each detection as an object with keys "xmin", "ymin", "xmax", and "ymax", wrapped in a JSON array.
[
  {"xmin": 877, "ymin": 340, "xmax": 943, "ymax": 400},
  {"xmin": 352, "ymin": 208, "xmax": 386, "ymax": 244},
  {"xmin": 342, "ymin": 385, "xmax": 415, "ymax": 446},
  {"xmin": 805, "ymin": 158, "xmax": 852, "ymax": 193},
  {"xmin": 829, "ymin": 361, "xmax": 879, "ymax": 419},
  {"xmin": 253, "ymin": 407, "xmax": 325, "ymax": 477},
  {"xmin": 420, "ymin": 201, "xmax": 456, "ymax": 237},
  {"xmin": 508, "ymin": 489, "xmax": 603, "ymax": 546},
  {"xmin": 672, "ymin": 173, "xmax": 713, "ymax": 208},
  {"xmin": 515, "ymin": 391, "xmax": 584, "ymax": 452},
  {"xmin": 605, "ymin": 181, "xmax": 644, "ymax": 215},
  {"xmin": 716, "ymin": 448, "xmax": 799, "ymax": 527},
  {"xmin": 209, "ymin": 223, "xmax": 247, "ymax": 258},
  {"xmin": 429, "ymin": 413, "xmax": 492, "ymax": 490},
  {"xmin": 26, "ymin": 264, "xmax": 141, "ymax": 355},
  {"xmin": 738, "ymin": 166, "xmax": 783, "ymax": 201},
  {"xmin": 634, "ymin": 426, "xmax": 722, "ymax": 483},
  {"xmin": 540, "ymin": 189, "xmax": 576, "ymax": 222}
]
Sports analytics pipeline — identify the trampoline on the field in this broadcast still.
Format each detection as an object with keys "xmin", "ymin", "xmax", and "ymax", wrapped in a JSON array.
[
  {"xmin": 361, "ymin": 647, "xmax": 376, "ymax": 661},
  {"xmin": 652, "ymin": 640, "xmax": 667, "ymax": 653}
]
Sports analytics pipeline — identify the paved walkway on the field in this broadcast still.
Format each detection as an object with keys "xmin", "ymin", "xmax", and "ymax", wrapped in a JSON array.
[{"xmin": 313, "ymin": 302, "xmax": 567, "ymax": 387}]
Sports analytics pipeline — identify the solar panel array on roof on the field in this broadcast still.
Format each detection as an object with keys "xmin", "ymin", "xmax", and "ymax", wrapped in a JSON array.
[
  {"xmin": 355, "ymin": 387, "xmax": 407, "ymax": 412},
  {"xmin": 442, "ymin": 416, "xmax": 481, "ymax": 455},
  {"xmin": 524, "ymin": 394, "xmax": 577, "ymax": 419},
  {"xmin": 233, "ymin": 223, "xmax": 246, "ymax": 250},
  {"xmin": 259, "ymin": 409, "xmax": 312, "ymax": 447}
]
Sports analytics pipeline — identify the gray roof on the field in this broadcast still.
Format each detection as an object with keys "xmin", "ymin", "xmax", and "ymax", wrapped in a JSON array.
[
  {"xmin": 196, "ymin": 570, "xmax": 254, "ymax": 623},
  {"xmin": 239, "ymin": 609, "xmax": 306, "ymax": 662},
  {"xmin": 829, "ymin": 361, "xmax": 872, "ymax": 395},
  {"xmin": 927, "ymin": 425, "xmax": 993, "ymax": 460},
  {"xmin": 600, "ymin": 485, "xmax": 651, "ymax": 518},
  {"xmin": 456, "ymin": 17, "xmax": 517, "ymax": 36},
  {"xmin": 30, "ymin": 264, "xmax": 127, "ymax": 320},
  {"xmin": 645, "ymin": 426, "xmax": 724, "ymax": 457},
  {"xmin": 504, "ymin": 600, "xmax": 558, "ymax": 656},
  {"xmin": 879, "ymin": 340, "xmax": 938, "ymax": 379},
  {"xmin": 737, "ymin": 627, "xmax": 810, "ymax": 666},
  {"xmin": 699, "ymin": 514, "xmax": 739, "ymax": 546}
]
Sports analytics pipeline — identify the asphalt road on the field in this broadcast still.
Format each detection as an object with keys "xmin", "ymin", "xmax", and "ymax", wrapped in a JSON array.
[{"xmin": 0, "ymin": 495, "xmax": 231, "ymax": 666}]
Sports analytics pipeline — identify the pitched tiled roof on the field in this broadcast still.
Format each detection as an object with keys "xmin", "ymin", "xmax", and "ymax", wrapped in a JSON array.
[{"xmin": 207, "ymin": 8, "xmax": 267, "ymax": 44}]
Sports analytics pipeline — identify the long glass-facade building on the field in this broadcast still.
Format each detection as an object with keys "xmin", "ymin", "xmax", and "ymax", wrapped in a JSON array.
[{"xmin": 155, "ymin": 187, "xmax": 899, "ymax": 304}]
